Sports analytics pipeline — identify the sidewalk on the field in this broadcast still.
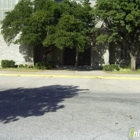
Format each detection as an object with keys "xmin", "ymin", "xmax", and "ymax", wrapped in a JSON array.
[{"xmin": 0, "ymin": 69, "xmax": 106, "ymax": 75}]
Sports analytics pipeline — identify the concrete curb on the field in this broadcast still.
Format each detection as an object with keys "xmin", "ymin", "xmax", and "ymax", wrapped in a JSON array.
[{"xmin": 0, "ymin": 73, "xmax": 140, "ymax": 80}]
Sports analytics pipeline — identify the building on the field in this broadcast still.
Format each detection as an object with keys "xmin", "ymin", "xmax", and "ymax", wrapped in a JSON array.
[
  {"xmin": 0, "ymin": 0, "xmax": 34, "ymax": 66},
  {"xmin": 0, "ymin": 0, "xmax": 137, "ymax": 68}
]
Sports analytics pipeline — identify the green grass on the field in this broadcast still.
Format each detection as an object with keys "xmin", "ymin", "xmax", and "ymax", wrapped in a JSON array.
[
  {"xmin": 106, "ymin": 68, "xmax": 140, "ymax": 74},
  {"xmin": 1, "ymin": 67, "xmax": 140, "ymax": 74},
  {"xmin": 0, "ymin": 67, "xmax": 46, "ymax": 72}
]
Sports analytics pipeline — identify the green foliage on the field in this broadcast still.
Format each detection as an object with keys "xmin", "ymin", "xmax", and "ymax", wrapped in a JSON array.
[
  {"xmin": 43, "ymin": 0, "xmax": 93, "ymax": 51},
  {"xmin": 1, "ymin": 0, "xmax": 94, "ymax": 67},
  {"xmin": 120, "ymin": 63, "xmax": 131, "ymax": 69},
  {"xmin": 18, "ymin": 64, "xmax": 34, "ymax": 68},
  {"xmin": 1, "ymin": 60, "xmax": 15, "ymax": 68},
  {"xmin": 18, "ymin": 64, "xmax": 24, "ymax": 68},
  {"xmin": 1, "ymin": 0, "xmax": 93, "ymax": 51},
  {"xmin": 103, "ymin": 64, "xmax": 120, "ymax": 71},
  {"xmin": 25, "ymin": 64, "xmax": 28, "ymax": 68},
  {"xmin": 28, "ymin": 65, "xmax": 34, "ymax": 68},
  {"xmin": 35, "ymin": 62, "xmax": 53, "ymax": 69},
  {"xmin": 1, "ymin": 0, "xmax": 33, "ymax": 45},
  {"xmin": 95, "ymin": 0, "xmax": 140, "ymax": 70},
  {"xmin": 96, "ymin": 34, "xmax": 108, "ymax": 45}
]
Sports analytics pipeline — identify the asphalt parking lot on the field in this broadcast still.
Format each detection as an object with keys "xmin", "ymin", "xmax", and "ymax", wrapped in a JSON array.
[{"xmin": 0, "ymin": 71, "xmax": 140, "ymax": 140}]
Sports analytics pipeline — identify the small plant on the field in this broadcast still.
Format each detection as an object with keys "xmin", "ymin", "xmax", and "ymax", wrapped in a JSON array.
[
  {"xmin": 25, "ymin": 64, "xmax": 28, "ymax": 68},
  {"xmin": 1, "ymin": 60, "xmax": 15, "ymax": 68},
  {"xmin": 111, "ymin": 64, "xmax": 120, "ymax": 71},
  {"xmin": 103, "ymin": 64, "xmax": 120, "ymax": 71},
  {"xmin": 28, "ymin": 65, "xmax": 34, "ymax": 68},
  {"xmin": 103, "ymin": 65, "xmax": 111, "ymax": 71},
  {"xmin": 35, "ymin": 62, "xmax": 53, "ymax": 69},
  {"xmin": 120, "ymin": 63, "xmax": 131, "ymax": 69},
  {"xmin": 18, "ymin": 64, "xmax": 24, "ymax": 68}
]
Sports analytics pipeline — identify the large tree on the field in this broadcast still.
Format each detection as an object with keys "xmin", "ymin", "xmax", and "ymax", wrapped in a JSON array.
[
  {"xmin": 95, "ymin": 0, "xmax": 140, "ymax": 70},
  {"xmin": 1, "ymin": 0, "xmax": 93, "ymax": 65},
  {"xmin": 1, "ymin": 0, "xmax": 34, "ymax": 45},
  {"xmin": 43, "ymin": 0, "xmax": 93, "ymax": 66},
  {"xmin": 1, "ymin": 0, "xmax": 62, "ymax": 61},
  {"xmin": 1, "ymin": 0, "xmax": 61, "ymax": 49}
]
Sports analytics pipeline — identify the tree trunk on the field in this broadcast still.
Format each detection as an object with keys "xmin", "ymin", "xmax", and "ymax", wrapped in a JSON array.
[
  {"xmin": 75, "ymin": 47, "xmax": 79, "ymax": 66},
  {"xmin": 130, "ymin": 55, "xmax": 136, "ymax": 71},
  {"xmin": 90, "ymin": 47, "xmax": 94, "ymax": 66}
]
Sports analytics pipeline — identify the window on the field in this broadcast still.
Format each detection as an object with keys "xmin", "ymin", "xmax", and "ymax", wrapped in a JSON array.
[
  {"xmin": 8, "ymin": 0, "xmax": 12, "ymax": 9},
  {"xmin": 4, "ymin": 0, "xmax": 8, "ymax": 9},
  {"xmin": 0, "ymin": 0, "xmax": 3, "ymax": 9}
]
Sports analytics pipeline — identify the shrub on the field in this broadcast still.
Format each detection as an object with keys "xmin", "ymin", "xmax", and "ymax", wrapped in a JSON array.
[
  {"xmin": 28, "ymin": 65, "xmax": 34, "ymax": 68},
  {"xmin": 35, "ymin": 62, "xmax": 53, "ymax": 69},
  {"xmin": 18, "ymin": 64, "xmax": 24, "ymax": 68},
  {"xmin": 120, "ymin": 63, "xmax": 131, "ymax": 69},
  {"xmin": 111, "ymin": 64, "xmax": 120, "ymax": 71},
  {"xmin": 103, "ymin": 64, "xmax": 120, "ymax": 71},
  {"xmin": 103, "ymin": 65, "xmax": 112, "ymax": 71},
  {"xmin": 25, "ymin": 64, "xmax": 28, "ymax": 68},
  {"xmin": 18, "ymin": 64, "xmax": 33, "ymax": 68},
  {"xmin": 1, "ymin": 60, "xmax": 15, "ymax": 68}
]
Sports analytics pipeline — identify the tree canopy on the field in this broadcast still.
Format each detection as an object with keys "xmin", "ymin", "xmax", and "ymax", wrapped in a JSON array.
[
  {"xmin": 2, "ymin": 0, "xmax": 140, "ymax": 69},
  {"xmin": 95, "ymin": 0, "xmax": 140, "ymax": 70},
  {"xmin": 1, "ymin": 0, "xmax": 34, "ymax": 45},
  {"xmin": 1, "ymin": 0, "xmax": 93, "ymax": 65}
]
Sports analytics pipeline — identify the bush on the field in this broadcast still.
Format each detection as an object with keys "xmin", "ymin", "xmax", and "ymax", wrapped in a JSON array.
[
  {"xmin": 35, "ymin": 62, "xmax": 53, "ymax": 69},
  {"xmin": 28, "ymin": 65, "xmax": 34, "ymax": 68},
  {"xmin": 18, "ymin": 64, "xmax": 24, "ymax": 68},
  {"xmin": 103, "ymin": 65, "xmax": 112, "ymax": 71},
  {"xmin": 1, "ymin": 60, "xmax": 15, "ymax": 68},
  {"xmin": 120, "ymin": 63, "xmax": 131, "ymax": 69},
  {"xmin": 103, "ymin": 64, "xmax": 120, "ymax": 71},
  {"xmin": 25, "ymin": 64, "xmax": 28, "ymax": 68},
  {"xmin": 18, "ymin": 64, "xmax": 33, "ymax": 68}
]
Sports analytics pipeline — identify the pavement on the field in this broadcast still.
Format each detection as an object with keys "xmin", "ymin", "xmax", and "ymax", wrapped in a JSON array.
[{"xmin": 0, "ymin": 70, "xmax": 140, "ymax": 140}]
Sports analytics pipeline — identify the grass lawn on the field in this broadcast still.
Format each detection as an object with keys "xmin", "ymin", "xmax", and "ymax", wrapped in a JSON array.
[
  {"xmin": 106, "ymin": 68, "xmax": 140, "ymax": 74},
  {"xmin": 0, "ymin": 67, "xmax": 45, "ymax": 72},
  {"xmin": 1, "ymin": 67, "xmax": 140, "ymax": 74}
]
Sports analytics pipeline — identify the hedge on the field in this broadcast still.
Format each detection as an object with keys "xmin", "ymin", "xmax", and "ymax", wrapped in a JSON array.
[{"xmin": 1, "ymin": 60, "xmax": 15, "ymax": 68}]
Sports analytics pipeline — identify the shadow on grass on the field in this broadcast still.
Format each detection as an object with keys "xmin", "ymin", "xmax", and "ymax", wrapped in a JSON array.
[{"xmin": 0, "ymin": 85, "xmax": 86, "ymax": 123}]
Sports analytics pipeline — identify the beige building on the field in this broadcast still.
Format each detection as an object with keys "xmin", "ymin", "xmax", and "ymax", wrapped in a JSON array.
[
  {"xmin": 0, "ymin": 0, "xmax": 137, "ymax": 68},
  {"xmin": 0, "ymin": 0, "xmax": 33, "ymax": 66}
]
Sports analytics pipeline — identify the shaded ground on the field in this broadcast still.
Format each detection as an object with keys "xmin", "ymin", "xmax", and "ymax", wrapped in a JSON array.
[{"xmin": 0, "ymin": 85, "xmax": 86, "ymax": 123}]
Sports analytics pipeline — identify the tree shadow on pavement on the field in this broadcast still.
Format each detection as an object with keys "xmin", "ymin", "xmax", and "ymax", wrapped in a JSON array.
[{"xmin": 0, "ymin": 85, "xmax": 85, "ymax": 123}]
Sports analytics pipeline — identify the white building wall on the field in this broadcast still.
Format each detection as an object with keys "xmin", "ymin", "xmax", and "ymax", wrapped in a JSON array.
[
  {"xmin": 0, "ymin": 34, "xmax": 34, "ymax": 66},
  {"xmin": 0, "ymin": 0, "xmax": 19, "ymax": 21},
  {"xmin": 0, "ymin": 0, "xmax": 34, "ymax": 66}
]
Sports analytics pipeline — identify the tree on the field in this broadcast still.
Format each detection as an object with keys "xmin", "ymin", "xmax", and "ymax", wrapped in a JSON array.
[
  {"xmin": 1, "ymin": 0, "xmax": 34, "ymax": 45},
  {"xmin": 1, "ymin": 0, "xmax": 93, "ymax": 65},
  {"xmin": 18, "ymin": 0, "xmax": 61, "ymax": 60},
  {"xmin": 95, "ymin": 0, "xmax": 140, "ymax": 70},
  {"xmin": 1, "ymin": 0, "xmax": 61, "ymax": 61},
  {"xmin": 43, "ymin": 0, "xmax": 93, "ymax": 66}
]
